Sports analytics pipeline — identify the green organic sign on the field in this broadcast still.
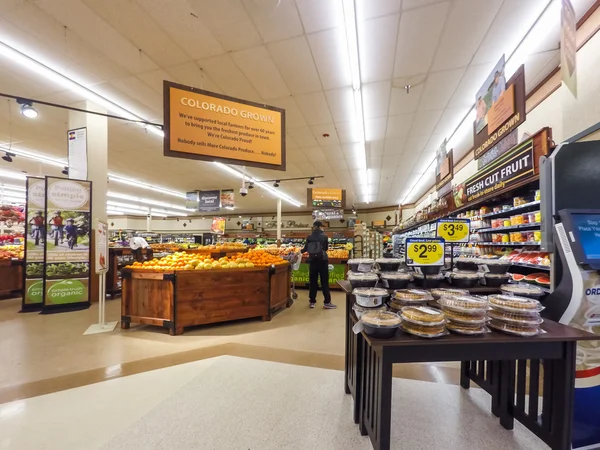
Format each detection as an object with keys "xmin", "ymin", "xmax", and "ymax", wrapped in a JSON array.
[
  {"xmin": 46, "ymin": 279, "xmax": 87, "ymax": 305},
  {"xmin": 25, "ymin": 279, "xmax": 43, "ymax": 304},
  {"xmin": 292, "ymin": 263, "xmax": 346, "ymax": 287}
]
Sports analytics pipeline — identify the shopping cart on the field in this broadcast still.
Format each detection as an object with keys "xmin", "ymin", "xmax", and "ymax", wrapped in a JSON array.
[{"xmin": 283, "ymin": 252, "xmax": 303, "ymax": 303}]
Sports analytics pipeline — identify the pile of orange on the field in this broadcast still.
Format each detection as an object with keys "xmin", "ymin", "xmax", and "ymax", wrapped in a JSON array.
[{"xmin": 238, "ymin": 250, "xmax": 288, "ymax": 267}]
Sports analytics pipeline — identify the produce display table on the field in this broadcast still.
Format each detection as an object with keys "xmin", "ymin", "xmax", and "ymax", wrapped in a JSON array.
[
  {"xmin": 0, "ymin": 259, "xmax": 22, "ymax": 298},
  {"xmin": 121, "ymin": 264, "xmax": 290, "ymax": 335},
  {"xmin": 291, "ymin": 257, "xmax": 348, "ymax": 290},
  {"xmin": 338, "ymin": 280, "xmax": 597, "ymax": 450},
  {"xmin": 182, "ymin": 248, "xmax": 248, "ymax": 260}
]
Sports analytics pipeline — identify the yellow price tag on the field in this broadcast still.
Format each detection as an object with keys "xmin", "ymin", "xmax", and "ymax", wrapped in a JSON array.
[
  {"xmin": 406, "ymin": 239, "xmax": 445, "ymax": 266},
  {"xmin": 437, "ymin": 220, "xmax": 470, "ymax": 243}
]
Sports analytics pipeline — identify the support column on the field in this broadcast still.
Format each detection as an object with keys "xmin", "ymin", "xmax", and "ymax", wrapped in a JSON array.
[
  {"xmin": 276, "ymin": 198, "xmax": 282, "ymax": 247},
  {"xmin": 146, "ymin": 213, "xmax": 151, "ymax": 232},
  {"xmin": 69, "ymin": 101, "xmax": 108, "ymax": 303}
]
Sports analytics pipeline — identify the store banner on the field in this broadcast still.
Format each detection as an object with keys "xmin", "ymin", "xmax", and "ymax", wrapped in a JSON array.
[
  {"xmin": 308, "ymin": 188, "xmax": 345, "ymax": 209},
  {"xmin": 22, "ymin": 177, "xmax": 46, "ymax": 311},
  {"xmin": 477, "ymin": 129, "xmax": 518, "ymax": 170},
  {"xmin": 435, "ymin": 148, "xmax": 453, "ymax": 191},
  {"xmin": 312, "ymin": 209, "xmax": 344, "ymax": 220},
  {"xmin": 185, "ymin": 191, "xmax": 199, "ymax": 210},
  {"xmin": 292, "ymin": 263, "xmax": 346, "ymax": 287},
  {"xmin": 561, "ymin": 0, "xmax": 577, "ymax": 98},
  {"xmin": 163, "ymin": 81, "xmax": 286, "ymax": 171},
  {"xmin": 465, "ymin": 139, "xmax": 534, "ymax": 203},
  {"xmin": 95, "ymin": 221, "xmax": 108, "ymax": 274},
  {"xmin": 220, "ymin": 189, "xmax": 235, "ymax": 208},
  {"xmin": 473, "ymin": 59, "xmax": 526, "ymax": 160},
  {"xmin": 67, "ymin": 128, "xmax": 88, "ymax": 180},
  {"xmin": 42, "ymin": 177, "xmax": 92, "ymax": 313},
  {"xmin": 199, "ymin": 190, "xmax": 220, "ymax": 212},
  {"xmin": 211, "ymin": 217, "xmax": 226, "ymax": 235}
]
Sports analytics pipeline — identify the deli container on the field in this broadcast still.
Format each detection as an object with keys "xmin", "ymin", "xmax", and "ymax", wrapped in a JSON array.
[
  {"xmin": 379, "ymin": 271, "xmax": 412, "ymax": 289},
  {"xmin": 376, "ymin": 258, "xmax": 402, "ymax": 272},
  {"xmin": 430, "ymin": 288, "xmax": 469, "ymax": 300},
  {"xmin": 478, "ymin": 258, "xmax": 511, "ymax": 274},
  {"xmin": 447, "ymin": 322, "xmax": 490, "ymax": 335},
  {"xmin": 348, "ymin": 258, "xmax": 375, "ymax": 273},
  {"xmin": 352, "ymin": 303, "xmax": 388, "ymax": 319},
  {"xmin": 413, "ymin": 272, "xmax": 444, "ymax": 289},
  {"xmin": 488, "ymin": 319, "xmax": 542, "ymax": 337},
  {"xmin": 360, "ymin": 311, "xmax": 402, "ymax": 338},
  {"xmin": 455, "ymin": 258, "xmax": 478, "ymax": 271},
  {"xmin": 401, "ymin": 322, "xmax": 447, "ymax": 338},
  {"xmin": 482, "ymin": 273, "xmax": 511, "ymax": 287},
  {"xmin": 389, "ymin": 289, "xmax": 433, "ymax": 310},
  {"xmin": 487, "ymin": 309, "xmax": 543, "ymax": 326},
  {"xmin": 488, "ymin": 294, "xmax": 544, "ymax": 313},
  {"xmin": 352, "ymin": 287, "xmax": 389, "ymax": 308},
  {"xmin": 400, "ymin": 306, "xmax": 445, "ymax": 326},
  {"xmin": 347, "ymin": 271, "xmax": 378, "ymax": 288},
  {"xmin": 438, "ymin": 295, "xmax": 489, "ymax": 313},
  {"xmin": 500, "ymin": 283, "xmax": 546, "ymax": 300},
  {"xmin": 449, "ymin": 271, "xmax": 480, "ymax": 288},
  {"xmin": 443, "ymin": 309, "xmax": 488, "ymax": 324}
]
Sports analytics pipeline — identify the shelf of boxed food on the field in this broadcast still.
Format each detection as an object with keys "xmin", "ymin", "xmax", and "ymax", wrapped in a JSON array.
[{"xmin": 480, "ymin": 200, "xmax": 541, "ymax": 219}]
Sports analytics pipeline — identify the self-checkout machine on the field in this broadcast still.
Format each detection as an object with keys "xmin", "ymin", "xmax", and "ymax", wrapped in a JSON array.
[{"xmin": 540, "ymin": 139, "xmax": 600, "ymax": 449}]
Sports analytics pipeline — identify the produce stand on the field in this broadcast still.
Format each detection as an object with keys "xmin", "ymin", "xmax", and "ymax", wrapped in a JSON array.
[
  {"xmin": 182, "ymin": 248, "xmax": 249, "ymax": 260},
  {"xmin": 121, "ymin": 263, "xmax": 291, "ymax": 335},
  {"xmin": 338, "ymin": 280, "xmax": 596, "ymax": 450},
  {"xmin": 0, "ymin": 259, "xmax": 23, "ymax": 298},
  {"xmin": 291, "ymin": 257, "xmax": 348, "ymax": 290},
  {"xmin": 106, "ymin": 248, "xmax": 148, "ymax": 299}
]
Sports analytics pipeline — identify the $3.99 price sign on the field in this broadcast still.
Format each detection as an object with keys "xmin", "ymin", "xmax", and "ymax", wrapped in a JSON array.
[
  {"xmin": 436, "ymin": 219, "xmax": 470, "ymax": 243},
  {"xmin": 405, "ymin": 238, "xmax": 445, "ymax": 266}
]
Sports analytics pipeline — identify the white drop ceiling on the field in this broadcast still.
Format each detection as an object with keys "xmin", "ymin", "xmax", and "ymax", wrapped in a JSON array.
[{"xmin": 0, "ymin": 0, "xmax": 595, "ymax": 213}]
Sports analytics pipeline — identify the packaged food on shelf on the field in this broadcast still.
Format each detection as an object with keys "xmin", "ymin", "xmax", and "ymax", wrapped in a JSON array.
[
  {"xmin": 390, "ymin": 289, "xmax": 433, "ymax": 309},
  {"xmin": 375, "ymin": 258, "xmax": 402, "ymax": 272},
  {"xmin": 353, "ymin": 287, "xmax": 390, "ymax": 307},
  {"xmin": 455, "ymin": 258, "xmax": 478, "ymax": 271},
  {"xmin": 534, "ymin": 231, "xmax": 542, "ymax": 242},
  {"xmin": 413, "ymin": 272, "xmax": 444, "ymax": 289},
  {"xmin": 348, "ymin": 258, "xmax": 375, "ymax": 272},
  {"xmin": 443, "ymin": 309, "xmax": 488, "ymax": 324},
  {"xmin": 379, "ymin": 271, "xmax": 412, "ymax": 289},
  {"xmin": 401, "ymin": 322, "xmax": 448, "ymax": 338},
  {"xmin": 447, "ymin": 322, "xmax": 490, "ymax": 335},
  {"xmin": 400, "ymin": 306, "xmax": 445, "ymax": 326},
  {"xmin": 534, "ymin": 211, "xmax": 542, "ymax": 223},
  {"xmin": 500, "ymin": 283, "xmax": 546, "ymax": 300},
  {"xmin": 359, "ymin": 311, "xmax": 402, "ymax": 338},
  {"xmin": 513, "ymin": 197, "xmax": 527, "ymax": 207},
  {"xmin": 438, "ymin": 295, "xmax": 489, "ymax": 313},
  {"xmin": 535, "ymin": 190, "xmax": 541, "ymax": 201},
  {"xmin": 503, "ymin": 218, "xmax": 511, "ymax": 227},
  {"xmin": 347, "ymin": 272, "xmax": 379, "ymax": 288},
  {"xmin": 493, "ymin": 206, "xmax": 502, "ymax": 213},
  {"xmin": 488, "ymin": 294, "xmax": 544, "ymax": 312},
  {"xmin": 429, "ymin": 288, "xmax": 469, "ymax": 300},
  {"xmin": 480, "ymin": 206, "xmax": 491, "ymax": 215},
  {"xmin": 477, "ymin": 258, "xmax": 511, "ymax": 273},
  {"xmin": 487, "ymin": 309, "xmax": 544, "ymax": 326},
  {"xmin": 482, "ymin": 273, "xmax": 511, "ymax": 287},
  {"xmin": 352, "ymin": 303, "xmax": 388, "ymax": 319},
  {"xmin": 449, "ymin": 270, "xmax": 480, "ymax": 288},
  {"xmin": 488, "ymin": 319, "xmax": 542, "ymax": 337}
]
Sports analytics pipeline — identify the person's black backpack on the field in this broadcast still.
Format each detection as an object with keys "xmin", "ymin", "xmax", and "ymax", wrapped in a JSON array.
[{"xmin": 306, "ymin": 239, "xmax": 324, "ymax": 260}]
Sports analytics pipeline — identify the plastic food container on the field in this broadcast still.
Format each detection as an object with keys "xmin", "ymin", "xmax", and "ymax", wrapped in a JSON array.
[
  {"xmin": 347, "ymin": 272, "xmax": 379, "ymax": 288},
  {"xmin": 449, "ymin": 271, "xmax": 480, "ymax": 288},
  {"xmin": 489, "ymin": 294, "xmax": 544, "ymax": 312},
  {"xmin": 455, "ymin": 258, "xmax": 478, "ymax": 271},
  {"xmin": 376, "ymin": 258, "xmax": 402, "ymax": 272},
  {"xmin": 348, "ymin": 258, "xmax": 375, "ymax": 273},
  {"xmin": 438, "ymin": 295, "xmax": 489, "ymax": 313},
  {"xmin": 500, "ymin": 283, "xmax": 546, "ymax": 300},
  {"xmin": 534, "ymin": 231, "xmax": 542, "ymax": 242},
  {"xmin": 443, "ymin": 309, "xmax": 488, "ymax": 324},
  {"xmin": 413, "ymin": 272, "xmax": 444, "ymax": 289},
  {"xmin": 379, "ymin": 271, "xmax": 411, "ymax": 289},
  {"xmin": 487, "ymin": 309, "xmax": 543, "ymax": 326},
  {"xmin": 390, "ymin": 289, "xmax": 433, "ymax": 309},
  {"xmin": 514, "ymin": 197, "xmax": 526, "ymax": 207},
  {"xmin": 360, "ymin": 311, "xmax": 402, "ymax": 338},
  {"xmin": 352, "ymin": 303, "xmax": 388, "ymax": 319},
  {"xmin": 353, "ymin": 287, "xmax": 389, "ymax": 307},
  {"xmin": 488, "ymin": 319, "xmax": 541, "ymax": 337},
  {"xmin": 401, "ymin": 322, "xmax": 447, "ymax": 338},
  {"xmin": 430, "ymin": 288, "xmax": 469, "ymax": 300},
  {"xmin": 400, "ymin": 306, "xmax": 445, "ymax": 326},
  {"xmin": 534, "ymin": 211, "xmax": 541, "ymax": 223},
  {"xmin": 478, "ymin": 259, "xmax": 511, "ymax": 274},
  {"xmin": 447, "ymin": 322, "xmax": 490, "ymax": 335},
  {"xmin": 503, "ymin": 219, "xmax": 511, "ymax": 227},
  {"xmin": 482, "ymin": 273, "xmax": 511, "ymax": 287}
]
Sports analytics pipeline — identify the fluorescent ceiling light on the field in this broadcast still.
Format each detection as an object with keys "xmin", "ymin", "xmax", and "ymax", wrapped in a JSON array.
[
  {"xmin": 0, "ymin": 41, "xmax": 163, "ymax": 137},
  {"xmin": 106, "ymin": 210, "xmax": 124, "ymax": 216},
  {"xmin": 151, "ymin": 208, "xmax": 187, "ymax": 216},
  {"xmin": 107, "ymin": 192, "xmax": 189, "ymax": 211},
  {"xmin": 0, "ymin": 195, "xmax": 25, "ymax": 203},
  {"xmin": 224, "ymin": 206, "xmax": 235, "ymax": 211},
  {"xmin": 0, "ymin": 145, "xmax": 66, "ymax": 168},
  {"xmin": 0, "ymin": 184, "xmax": 26, "ymax": 192},
  {"xmin": 0, "ymin": 170, "xmax": 26, "ymax": 181},
  {"xmin": 212, "ymin": 162, "xmax": 302, "ymax": 207},
  {"xmin": 107, "ymin": 200, "xmax": 149, "ymax": 213},
  {"xmin": 108, "ymin": 175, "xmax": 185, "ymax": 199}
]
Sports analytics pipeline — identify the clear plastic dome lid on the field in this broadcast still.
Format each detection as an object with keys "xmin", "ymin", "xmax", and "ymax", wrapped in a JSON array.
[
  {"xmin": 360, "ymin": 311, "xmax": 401, "ymax": 328},
  {"xmin": 376, "ymin": 258, "xmax": 402, "ymax": 264},
  {"xmin": 352, "ymin": 287, "xmax": 389, "ymax": 297},
  {"xmin": 380, "ymin": 272, "xmax": 412, "ymax": 280},
  {"xmin": 347, "ymin": 272, "xmax": 378, "ymax": 280},
  {"xmin": 348, "ymin": 258, "xmax": 375, "ymax": 264}
]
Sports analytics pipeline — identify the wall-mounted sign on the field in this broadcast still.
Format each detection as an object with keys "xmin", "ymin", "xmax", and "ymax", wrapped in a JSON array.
[
  {"xmin": 313, "ymin": 209, "xmax": 344, "ymax": 220},
  {"xmin": 220, "ymin": 189, "xmax": 235, "ymax": 208},
  {"xmin": 436, "ymin": 148, "xmax": 453, "ymax": 191},
  {"xmin": 199, "ymin": 190, "xmax": 220, "ymax": 212},
  {"xmin": 437, "ymin": 219, "xmax": 470, "ymax": 243},
  {"xmin": 308, "ymin": 188, "xmax": 345, "ymax": 209},
  {"xmin": 474, "ymin": 63, "xmax": 526, "ymax": 159},
  {"xmin": 405, "ymin": 238, "xmax": 445, "ymax": 266},
  {"xmin": 67, "ymin": 127, "xmax": 88, "ymax": 180},
  {"xmin": 163, "ymin": 81, "xmax": 285, "ymax": 170},
  {"xmin": 372, "ymin": 220, "xmax": 386, "ymax": 228},
  {"xmin": 186, "ymin": 191, "xmax": 199, "ymax": 210},
  {"xmin": 477, "ymin": 129, "xmax": 518, "ymax": 170},
  {"xmin": 211, "ymin": 217, "xmax": 226, "ymax": 235},
  {"xmin": 465, "ymin": 138, "xmax": 534, "ymax": 203}
]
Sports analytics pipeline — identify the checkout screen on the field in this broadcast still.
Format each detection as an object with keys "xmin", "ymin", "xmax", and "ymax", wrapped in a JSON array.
[{"xmin": 572, "ymin": 214, "xmax": 600, "ymax": 260}]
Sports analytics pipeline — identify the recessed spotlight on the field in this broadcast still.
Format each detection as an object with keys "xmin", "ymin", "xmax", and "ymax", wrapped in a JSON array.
[
  {"xmin": 308, "ymin": 177, "xmax": 314, "ymax": 185},
  {"xmin": 273, "ymin": 180, "xmax": 280, "ymax": 188},
  {"xmin": 17, "ymin": 99, "xmax": 38, "ymax": 119}
]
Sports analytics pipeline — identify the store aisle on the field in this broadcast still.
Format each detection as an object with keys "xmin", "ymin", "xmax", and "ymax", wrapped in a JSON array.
[{"xmin": 0, "ymin": 356, "xmax": 548, "ymax": 450}]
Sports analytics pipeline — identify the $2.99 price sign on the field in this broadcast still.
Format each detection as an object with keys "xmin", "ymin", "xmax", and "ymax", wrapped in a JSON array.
[
  {"xmin": 436, "ymin": 219, "xmax": 470, "ymax": 243},
  {"xmin": 405, "ymin": 238, "xmax": 445, "ymax": 266}
]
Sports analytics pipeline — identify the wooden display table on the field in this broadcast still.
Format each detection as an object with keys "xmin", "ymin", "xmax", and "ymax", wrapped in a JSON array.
[
  {"xmin": 338, "ymin": 280, "xmax": 597, "ymax": 450},
  {"xmin": 106, "ymin": 248, "xmax": 152, "ymax": 298},
  {"xmin": 182, "ymin": 248, "xmax": 248, "ymax": 260},
  {"xmin": 121, "ymin": 264, "xmax": 291, "ymax": 335},
  {"xmin": 0, "ymin": 259, "xmax": 22, "ymax": 298}
]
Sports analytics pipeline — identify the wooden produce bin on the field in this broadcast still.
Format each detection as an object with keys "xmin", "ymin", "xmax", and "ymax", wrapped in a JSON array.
[
  {"xmin": 121, "ymin": 264, "xmax": 291, "ymax": 335},
  {"xmin": 0, "ymin": 259, "xmax": 23, "ymax": 298}
]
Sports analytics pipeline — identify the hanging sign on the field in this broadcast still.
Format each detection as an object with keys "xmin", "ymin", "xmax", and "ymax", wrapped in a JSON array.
[
  {"xmin": 405, "ymin": 238, "xmax": 445, "ymax": 266},
  {"xmin": 95, "ymin": 220, "xmax": 108, "ymax": 274},
  {"xmin": 211, "ymin": 217, "xmax": 226, "ymax": 235},
  {"xmin": 199, "ymin": 190, "xmax": 220, "ymax": 212},
  {"xmin": 185, "ymin": 191, "xmax": 199, "ymax": 210},
  {"xmin": 163, "ymin": 81, "xmax": 285, "ymax": 170},
  {"xmin": 561, "ymin": 0, "xmax": 578, "ymax": 97},
  {"xmin": 42, "ymin": 177, "xmax": 92, "ymax": 313},
  {"xmin": 437, "ymin": 219, "xmax": 470, "ymax": 243},
  {"xmin": 22, "ymin": 177, "xmax": 46, "ymax": 311},
  {"xmin": 220, "ymin": 189, "xmax": 235, "ymax": 208},
  {"xmin": 436, "ymin": 148, "xmax": 453, "ymax": 191},
  {"xmin": 67, "ymin": 128, "xmax": 88, "ymax": 180},
  {"xmin": 477, "ymin": 129, "xmax": 518, "ymax": 170},
  {"xmin": 308, "ymin": 188, "xmax": 345, "ymax": 209},
  {"xmin": 312, "ymin": 209, "xmax": 344, "ymax": 220}
]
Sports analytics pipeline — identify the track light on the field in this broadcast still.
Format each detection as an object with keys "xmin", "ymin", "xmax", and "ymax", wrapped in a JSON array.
[
  {"xmin": 61, "ymin": 167, "xmax": 68, "ymax": 175},
  {"xmin": 308, "ymin": 178, "xmax": 315, "ymax": 185},
  {"xmin": 248, "ymin": 182, "xmax": 254, "ymax": 189},
  {"xmin": 16, "ymin": 99, "xmax": 38, "ymax": 119},
  {"xmin": 2, "ymin": 152, "xmax": 15, "ymax": 163},
  {"xmin": 273, "ymin": 180, "xmax": 280, "ymax": 188}
]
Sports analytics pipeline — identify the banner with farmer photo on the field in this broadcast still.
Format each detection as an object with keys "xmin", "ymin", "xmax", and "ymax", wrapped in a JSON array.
[
  {"xmin": 42, "ymin": 177, "xmax": 92, "ymax": 313},
  {"xmin": 21, "ymin": 177, "xmax": 46, "ymax": 311}
]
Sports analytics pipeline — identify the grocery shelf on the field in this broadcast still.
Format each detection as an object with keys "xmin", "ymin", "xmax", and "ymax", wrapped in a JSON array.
[
  {"xmin": 481, "ymin": 201, "xmax": 541, "ymax": 219},
  {"xmin": 477, "ymin": 242, "xmax": 541, "ymax": 246},
  {"xmin": 475, "ymin": 223, "xmax": 541, "ymax": 233},
  {"xmin": 511, "ymin": 262, "xmax": 551, "ymax": 271}
]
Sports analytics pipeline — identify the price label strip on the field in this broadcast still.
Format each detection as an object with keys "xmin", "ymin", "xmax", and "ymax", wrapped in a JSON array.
[
  {"xmin": 405, "ymin": 238, "xmax": 445, "ymax": 266},
  {"xmin": 436, "ymin": 219, "xmax": 471, "ymax": 243}
]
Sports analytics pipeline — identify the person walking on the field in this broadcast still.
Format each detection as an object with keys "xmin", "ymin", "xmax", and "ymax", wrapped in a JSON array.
[{"xmin": 302, "ymin": 221, "xmax": 336, "ymax": 309}]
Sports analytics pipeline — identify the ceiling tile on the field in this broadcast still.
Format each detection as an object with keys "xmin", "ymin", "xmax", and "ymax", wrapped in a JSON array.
[
  {"xmin": 307, "ymin": 28, "xmax": 352, "ymax": 90},
  {"xmin": 296, "ymin": 0, "xmax": 343, "ymax": 33},
  {"xmin": 357, "ymin": 0, "xmax": 402, "ymax": 20},
  {"xmin": 324, "ymin": 87, "xmax": 354, "ymax": 123},
  {"xmin": 268, "ymin": 36, "xmax": 322, "ymax": 95},
  {"xmin": 409, "ymin": 109, "xmax": 443, "ymax": 137},
  {"xmin": 231, "ymin": 46, "xmax": 291, "ymax": 99},
  {"xmin": 359, "ymin": 14, "xmax": 399, "ymax": 83},
  {"xmin": 336, "ymin": 121, "xmax": 362, "ymax": 144},
  {"xmin": 365, "ymin": 117, "xmax": 387, "ymax": 142},
  {"xmin": 268, "ymin": 96, "xmax": 307, "ymax": 129},
  {"xmin": 243, "ymin": 0, "xmax": 304, "ymax": 42},
  {"xmin": 294, "ymin": 92, "xmax": 333, "ymax": 126},
  {"xmin": 196, "ymin": 54, "xmax": 261, "ymax": 102},
  {"xmin": 418, "ymin": 67, "xmax": 466, "ymax": 110},
  {"xmin": 287, "ymin": 126, "xmax": 318, "ymax": 147},
  {"xmin": 363, "ymin": 81, "xmax": 391, "ymax": 119},
  {"xmin": 389, "ymin": 83, "xmax": 423, "ymax": 115},
  {"xmin": 166, "ymin": 62, "xmax": 223, "ymax": 94},
  {"xmin": 386, "ymin": 113, "xmax": 414, "ymax": 139},
  {"xmin": 311, "ymin": 124, "xmax": 340, "ymax": 146}
]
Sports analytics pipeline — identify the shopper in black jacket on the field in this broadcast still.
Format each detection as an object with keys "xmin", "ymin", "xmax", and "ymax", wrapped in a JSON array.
[{"xmin": 301, "ymin": 221, "xmax": 336, "ymax": 309}]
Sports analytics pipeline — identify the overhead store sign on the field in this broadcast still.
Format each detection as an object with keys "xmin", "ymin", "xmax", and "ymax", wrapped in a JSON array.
[
  {"xmin": 465, "ymin": 138, "xmax": 534, "ymax": 203},
  {"xmin": 313, "ymin": 209, "xmax": 344, "ymax": 220},
  {"xmin": 561, "ymin": 0, "xmax": 578, "ymax": 97},
  {"xmin": 67, "ymin": 128, "xmax": 88, "ymax": 180},
  {"xmin": 199, "ymin": 190, "xmax": 220, "ymax": 212},
  {"xmin": 185, "ymin": 191, "xmax": 199, "ymax": 210},
  {"xmin": 473, "ymin": 60, "xmax": 526, "ymax": 160},
  {"xmin": 163, "ymin": 81, "xmax": 285, "ymax": 170},
  {"xmin": 220, "ymin": 189, "xmax": 235, "ymax": 208},
  {"xmin": 435, "ymin": 148, "xmax": 453, "ymax": 191},
  {"xmin": 477, "ymin": 129, "xmax": 518, "ymax": 170},
  {"xmin": 308, "ymin": 188, "xmax": 345, "ymax": 209}
]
